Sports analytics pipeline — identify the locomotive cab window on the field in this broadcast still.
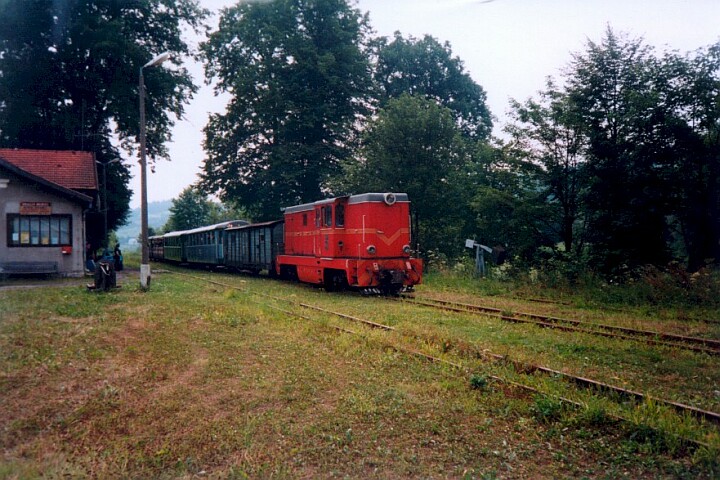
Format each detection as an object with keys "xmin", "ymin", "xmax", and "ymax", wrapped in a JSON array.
[
  {"xmin": 323, "ymin": 206, "xmax": 332, "ymax": 228},
  {"xmin": 335, "ymin": 205, "xmax": 345, "ymax": 228},
  {"xmin": 302, "ymin": 213, "xmax": 308, "ymax": 226}
]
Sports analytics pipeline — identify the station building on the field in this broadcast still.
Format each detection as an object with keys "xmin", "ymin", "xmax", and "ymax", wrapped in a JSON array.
[{"xmin": 0, "ymin": 149, "xmax": 98, "ymax": 277}]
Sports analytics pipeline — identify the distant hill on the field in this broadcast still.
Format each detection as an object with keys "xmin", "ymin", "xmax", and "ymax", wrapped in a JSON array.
[{"xmin": 115, "ymin": 200, "xmax": 172, "ymax": 251}]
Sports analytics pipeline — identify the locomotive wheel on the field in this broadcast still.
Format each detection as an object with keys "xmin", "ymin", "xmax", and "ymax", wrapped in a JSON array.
[
  {"xmin": 280, "ymin": 265, "xmax": 298, "ymax": 282},
  {"xmin": 324, "ymin": 270, "xmax": 348, "ymax": 292}
]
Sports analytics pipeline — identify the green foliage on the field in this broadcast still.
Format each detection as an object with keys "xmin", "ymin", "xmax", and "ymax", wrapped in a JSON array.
[
  {"xmin": 374, "ymin": 32, "xmax": 492, "ymax": 140},
  {"xmin": 0, "ymin": 0, "xmax": 208, "ymax": 244},
  {"xmin": 577, "ymin": 398, "xmax": 610, "ymax": 427},
  {"xmin": 611, "ymin": 264, "xmax": 720, "ymax": 307},
  {"xmin": 505, "ymin": 27, "xmax": 720, "ymax": 277},
  {"xmin": 659, "ymin": 44, "xmax": 720, "ymax": 272},
  {"xmin": 469, "ymin": 374, "xmax": 488, "ymax": 390},
  {"xmin": 469, "ymin": 186, "xmax": 555, "ymax": 266},
  {"xmin": 693, "ymin": 444, "xmax": 720, "ymax": 471},
  {"xmin": 87, "ymin": 158, "xmax": 133, "ymax": 248},
  {"xmin": 507, "ymin": 78, "xmax": 585, "ymax": 255},
  {"xmin": 164, "ymin": 186, "xmax": 249, "ymax": 232},
  {"xmin": 164, "ymin": 186, "xmax": 214, "ymax": 232},
  {"xmin": 568, "ymin": 28, "xmax": 672, "ymax": 273},
  {"xmin": 207, "ymin": 201, "xmax": 250, "ymax": 225},
  {"xmin": 463, "ymin": 141, "xmax": 557, "ymax": 266},
  {"xmin": 200, "ymin": 0, "xmax": 372, "ymax": 220},
  {"xmin": 531, "ymin": 395, "xmax": 564, "ymax": 424},
  {"xmin": 337, "ymin": 94, "xmax": 470, "ymax": 255}
]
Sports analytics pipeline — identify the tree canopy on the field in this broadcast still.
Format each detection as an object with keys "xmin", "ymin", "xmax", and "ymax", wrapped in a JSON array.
[
  {"xmin": 507, "ymin": 79, "xmax": 585, "ymax": 255},
  {"xmin": 374, "ymin": 32, "xmax": 492, "ymax": 140},
  {"xmin": 0, "ymin": 0, "xmax": 208, "ymax": 245},
  {"xmin": 199, "ymin": 0, "xmax": 373, "ymax": 220},
  {"xmin": 164, "ymin": 186, "xmax": 250, "ymax": 232},
  {"xmin": 506, "ymin": 27, "xmax": 720, "ymax": 275},
  {"xmin": 164, "ymin": 186, "xmax": 214, "ymax": 232},
  {"xmin": 338, "ymin": 94, "xmax": 470, "ymax": 254}
]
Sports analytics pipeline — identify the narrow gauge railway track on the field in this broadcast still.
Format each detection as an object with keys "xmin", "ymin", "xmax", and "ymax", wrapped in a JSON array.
[
  {"xmin": 404, "ymin": 297, "xmax": 720, "ymax": 356},
  {"xmin": 165, "ymin": 270, "xmax": 720, "ymax": 437},
  {"xmin": 283, "ymin": 304, "xmax": 720, "ymax": 437}
]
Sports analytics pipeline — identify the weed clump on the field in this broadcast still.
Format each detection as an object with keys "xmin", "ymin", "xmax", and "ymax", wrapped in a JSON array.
[
  {"xmin": 470, "ymin": 374, "xmax": 488, "ymax": 390},
  {"xmin": 531, "ymin": 395, "xmax": 563, "ymax": 423}
]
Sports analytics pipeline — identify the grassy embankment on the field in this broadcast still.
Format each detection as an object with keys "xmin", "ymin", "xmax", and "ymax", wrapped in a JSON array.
[{"xmin": 1, "ymin": 260, "xmax": 719, "ymax": 478}]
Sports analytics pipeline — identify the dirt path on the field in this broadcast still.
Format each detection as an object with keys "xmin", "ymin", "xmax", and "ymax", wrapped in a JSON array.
[{"xmin": 0, "ymin": 269, "xmax": 136, "ymax": 291}]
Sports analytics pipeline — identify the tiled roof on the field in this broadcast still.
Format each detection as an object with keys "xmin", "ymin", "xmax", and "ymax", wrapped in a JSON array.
[
  {"xmin": 0, "ymin": 156, "xmax": 93, "ymax": 204},
  {"xmin": 0, "ymin": 148, "xmax": 98, "ymax": 191}
]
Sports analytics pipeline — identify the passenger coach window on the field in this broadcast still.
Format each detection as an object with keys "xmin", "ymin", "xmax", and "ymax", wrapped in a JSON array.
[
  {"xmin": 336, "ymin": 205, "xmax": 345, "ymax": 227},
  {"xmin": 323, "ymin": 206, "xmax": 332, "ymax": 227}
]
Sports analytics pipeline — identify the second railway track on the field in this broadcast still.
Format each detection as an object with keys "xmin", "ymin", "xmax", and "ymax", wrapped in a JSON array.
[{"xmin": 403, "ymin": 296, "xmax": 720, "ymax": 356}]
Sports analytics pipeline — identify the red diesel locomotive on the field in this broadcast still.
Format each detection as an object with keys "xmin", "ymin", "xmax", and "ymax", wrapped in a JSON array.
[{"xmin": 277, "ymin": 192, "xmax": 423, "ymax": 293}]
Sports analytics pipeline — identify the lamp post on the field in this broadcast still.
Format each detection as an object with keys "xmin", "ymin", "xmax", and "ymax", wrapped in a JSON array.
[{"xmin": 139, "ymin": 51, "xmax": 170, "ymax": 290}]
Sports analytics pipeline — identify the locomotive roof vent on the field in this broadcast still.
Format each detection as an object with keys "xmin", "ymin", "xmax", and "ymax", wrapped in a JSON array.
[{"xmin": 384, "ymin": 193, "xmax": 396, "ymax": 205}]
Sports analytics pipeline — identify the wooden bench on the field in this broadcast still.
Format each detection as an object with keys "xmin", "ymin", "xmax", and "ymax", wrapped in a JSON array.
[{"xmin": 0, "ymin": 261, "xmax": 59, "ymax": 275}]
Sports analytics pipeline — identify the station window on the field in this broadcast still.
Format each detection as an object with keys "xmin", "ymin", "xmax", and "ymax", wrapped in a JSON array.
[{"xmin": 7, "ymin": 214, "xmax": 71, "ymax": 247}]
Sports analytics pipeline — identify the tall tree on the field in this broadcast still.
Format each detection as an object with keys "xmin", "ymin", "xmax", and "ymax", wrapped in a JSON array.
[
  {"xmin": 566, "ymin": 28, "xmax": 672, "ymax": 274},
  {"xmin": 505, "ymin": 29, "xmax": 720, "ymax": 274},
  {"xmin": 200, "ymin": 0, "xmax": 373, "ymax": 220},
  {"xmin": 659, "ymin": 44, "xmax": 720, "ymax": 270},
  {"xmin": 164, "ymin": 186, "xmax": 214, "ymax": 232},
  {"xmin": 374, "ymin": 32, "xmax": 492, "ymax": 140},
  {"xmin": 507, "ymin": 78, "xmax": 586, "ymax": 254},
  {"xmin": 338, "ymin": 94, "xmax": 469, "ymax": 255},
  {"xmin": 0, "ymin": 0, "xmax": 207, "ymax": 245}
]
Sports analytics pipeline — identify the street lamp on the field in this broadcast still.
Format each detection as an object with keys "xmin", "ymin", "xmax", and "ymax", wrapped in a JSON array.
[{"xmin": 139, "ymin": 51, "xmax": 170, "ymax": 290}]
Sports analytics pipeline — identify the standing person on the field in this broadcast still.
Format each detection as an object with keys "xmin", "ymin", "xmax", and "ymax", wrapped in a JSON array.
[
  {"xmin": 86, "ymin": 242, "xmax": 96, "ymax": 273},
  {"xmin": 113, "ymin": 244, "xmax": 123, "ymax": 271}
]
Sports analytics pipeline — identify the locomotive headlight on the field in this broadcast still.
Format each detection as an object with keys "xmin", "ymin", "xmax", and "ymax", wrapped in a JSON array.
[
  {"xmin": 402, "ymin": 245, "xmax": 411, "ymax": 255},
  {"xmin": 383, "ymin": 193, "xmax": 396, "ymax": 205},
  {"xmin": 367, "ymin": 245, "xmax": 377, "ymax": 255}
]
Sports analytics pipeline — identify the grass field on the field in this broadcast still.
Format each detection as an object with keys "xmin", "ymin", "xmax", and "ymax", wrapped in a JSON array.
[{"xmin": 1, "ymin": 264, "xmax": 719, "ymax": 478}]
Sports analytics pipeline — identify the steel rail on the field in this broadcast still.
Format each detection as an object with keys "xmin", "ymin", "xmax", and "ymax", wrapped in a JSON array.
[
  {"xmin": 405, "ymin": 297, "xmax": 720, "ymax": 356},
  {"xmin": 408, "ymin": 294, "xmax": 720, "ymax": 326}
]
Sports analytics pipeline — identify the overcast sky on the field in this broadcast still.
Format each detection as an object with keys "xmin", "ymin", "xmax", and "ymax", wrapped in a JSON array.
[{"xmin": 128, "ymin": 0, "xmax": 720, "ymax": 208}]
